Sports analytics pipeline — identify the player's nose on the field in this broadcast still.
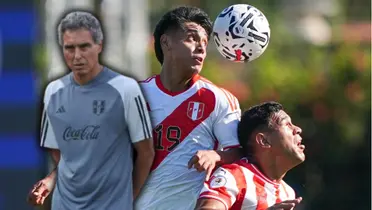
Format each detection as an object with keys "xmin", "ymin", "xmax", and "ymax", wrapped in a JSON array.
[
  {"xmin": 196, "ymin": 42, "xmax": 206, "ymax": 54},
  {"xmin": 74, "ymin": 49, "xmax": 83, "ymax": 60},
  {"xmin": 294, "ymin": 125, "xmax": 302, "ymax": 135}
]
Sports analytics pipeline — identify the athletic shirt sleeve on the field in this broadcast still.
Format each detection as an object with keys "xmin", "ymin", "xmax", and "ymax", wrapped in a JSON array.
[
  {"xmin": 40, "ymin": 80, "xmax": 64, "ymax": 149},
  {"xmin": 198, "ymin": 165, "xmax": 241, "ymax": 209},
  {"xmin": 108, "ymin": 76, "xmax": 152, "ymax": 143},
  {"xmin": 213, "ymin": 89, "xmax": 241, "ymax": 150}
]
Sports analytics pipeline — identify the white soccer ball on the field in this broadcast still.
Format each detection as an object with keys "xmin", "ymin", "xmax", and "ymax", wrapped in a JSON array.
[{"xmin": 213, "ymin": 4, "xmax": 271, "ymax": 63}]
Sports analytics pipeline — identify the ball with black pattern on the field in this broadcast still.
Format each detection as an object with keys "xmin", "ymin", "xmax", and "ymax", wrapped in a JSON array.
[{"xmin": 213, "ymin": 4, "xmax": 270, "ymax": 63}]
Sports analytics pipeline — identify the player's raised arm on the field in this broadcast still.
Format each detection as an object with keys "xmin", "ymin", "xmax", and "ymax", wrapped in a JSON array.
[{"xmin": 123, "ymin": 79, "xmax": 155, "ymax": 200}]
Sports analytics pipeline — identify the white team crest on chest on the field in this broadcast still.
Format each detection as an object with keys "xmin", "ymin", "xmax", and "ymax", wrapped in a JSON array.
[{"xmin": 187, "ymin": 101, "xmax": 205, "ymax": 121}]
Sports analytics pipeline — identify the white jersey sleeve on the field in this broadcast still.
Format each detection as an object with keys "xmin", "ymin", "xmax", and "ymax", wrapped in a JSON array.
[
  {"xmin": 213, "ymin": 89, "xmax": 241, "ymax": 150},
  {"xmin": 124, "ymin": 79, "xmax": 152, "ymax": 143},
  {"xmin": 199, "ymin": 166, "xmax": 241, "ymax": 209},
  {"xmin": 109, "ymin": 76, "xmax": 152, "ymax": 143},
  {"xmin": 40, "ymin": 80, "xmax": 64, "ymax": 149}
]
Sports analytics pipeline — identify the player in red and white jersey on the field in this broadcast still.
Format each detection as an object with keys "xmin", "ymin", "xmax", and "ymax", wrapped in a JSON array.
[
  {"xmin": 196, "ymin": 102, "xmax": 305, "ymax": 210},
  {"xmin": 134, "ymin": 6, "xmax": 242, "ymax": 210}
]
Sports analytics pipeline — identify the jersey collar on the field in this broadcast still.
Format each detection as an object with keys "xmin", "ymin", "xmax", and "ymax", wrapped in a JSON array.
[{"xmin": 155, "ymin": 73, "xmax": 200, "ymax": 97}]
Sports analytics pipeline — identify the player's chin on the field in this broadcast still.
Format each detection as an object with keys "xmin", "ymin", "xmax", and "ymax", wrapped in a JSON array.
[
  {"xmin": 191, "ymin": 65, "xmax": 203, "ymax": 73},
  {"xmin": 294, "ymin": 152, "xmax": 306, "ymax": 164},
  {"xmin": 72, "ymin": 68, "xmax": 89, "ymax": 75}
]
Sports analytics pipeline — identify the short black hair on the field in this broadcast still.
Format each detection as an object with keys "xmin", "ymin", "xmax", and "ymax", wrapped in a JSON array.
[
  {"xmin": 153, "ymin": 6, "xmax": 213, "ymax": 64},
  {"xmin": 237, "ymin": 101, "xmax": 283, "ymax": 155}
]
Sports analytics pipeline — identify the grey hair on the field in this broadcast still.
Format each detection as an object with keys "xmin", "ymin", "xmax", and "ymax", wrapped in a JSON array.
[{"xmin": 57, "ymin": 11, "xmax": 103, "ymax": 45}]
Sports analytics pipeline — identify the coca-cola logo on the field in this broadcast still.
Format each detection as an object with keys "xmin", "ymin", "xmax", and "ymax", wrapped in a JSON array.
[{"xmin": 63, "ymin": 125, "xmax": 100, "ymax": 141}]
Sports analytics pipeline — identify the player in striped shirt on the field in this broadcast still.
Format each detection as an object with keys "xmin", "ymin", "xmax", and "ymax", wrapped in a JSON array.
[{"xmin": 196, "ymin": 102, "xmax": 305, "ymax": 210}]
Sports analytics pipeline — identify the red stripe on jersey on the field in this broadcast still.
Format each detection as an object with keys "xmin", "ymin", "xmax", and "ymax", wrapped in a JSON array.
[
  {"xmin": 220, "ymin": 88, "xmax": 235, "ymax": 111},
  {"xmin": 150, "ymin": 87, "xmax": 216, "ymax": 171},
  {"xmin": 233, "ymin": 96, "xmax": 239, "ymax": 112},
  {"xmin": 253, "ymin": 175, "xmax": 268, "ymax": 210},
  {"xmin": 155, "ymin": 74, "xmax": 200, "ymax": 96},
  {"xmin": 223, "ymin": 164, "xmax": 247, "ymax": 210},
  {"xmin": 241, "ymin": 162, "xmax": 270, "ymax": 209},
  {"xmin": 226, "ymin": 89, "xmax": 237, "ymax": 111},
  {"xmin": 241, "ymin": 160, "xmax": 283, "ymax": 209},
  {"xmin": 245, "ymin": 162, "xmax": 279, "ymax": 186},
  {"xmin": 275, "ymin": 185, "xmax": 281, "ymax": 203},
  {"xmin": 229, "ymin": 90, "xmax": 238, "ymax": 111}
]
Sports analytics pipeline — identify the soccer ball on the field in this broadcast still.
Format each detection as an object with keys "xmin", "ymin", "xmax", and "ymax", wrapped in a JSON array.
[{"xmin": 212, "ymin": 4, "xmax": 270, "ymax": 63}]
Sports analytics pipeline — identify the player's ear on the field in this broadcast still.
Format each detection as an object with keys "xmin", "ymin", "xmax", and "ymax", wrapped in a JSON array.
[
  {"xmin": 160, "ymin": 34, "xmax": 171, "ymax": 51},
  {"xmin": 256, "ymin": 133, "xmax": 271, "ymax": 149},
  {"xmin": 97, "ymin": 40, "xmax": 103, "ymax": 53}
]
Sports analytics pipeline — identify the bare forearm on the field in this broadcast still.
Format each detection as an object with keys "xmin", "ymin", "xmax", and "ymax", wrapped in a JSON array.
[
  {"xmin": 132, "ymin": 154, "xmax": 154, "ymax": 199},
  {"xmin": 47, "ymin": 166, "xmax": 57, "ymax": 178},
  {"xmin": 47, "ymin": 149, "xmax": 60, "ymax": 180},
  {"xmin": 50, "ymin": 149, "xmax": 60, "ymax": 165},
  {"xmin": 216, "ymin": 148, "xmax": 243, "ymax": 166}
]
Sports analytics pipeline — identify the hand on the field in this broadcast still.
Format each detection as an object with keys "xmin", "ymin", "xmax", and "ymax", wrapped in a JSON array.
[
  {"xmin": 27, "ymin": 177, "xmax": 55, "ymax": 206},
  {"xmin": 188, "ymin": 150, "xmax": 221, "ymax": 181},
  {"xmin": 267, "ymin": 197, "xmax": 303, "ymax": 210}
]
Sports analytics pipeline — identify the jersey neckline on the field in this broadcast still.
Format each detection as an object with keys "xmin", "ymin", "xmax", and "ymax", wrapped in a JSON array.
[
  {"xmin": 240, "ymin": 158, "xmax": 281, "ymax": 187},
  {"xmin": 155, "ymin": 73, "xmax": 200, "ymax": 97},
  {"xmin": 70, "ymin": 66, "xmax": 108, "ymax": 88}
]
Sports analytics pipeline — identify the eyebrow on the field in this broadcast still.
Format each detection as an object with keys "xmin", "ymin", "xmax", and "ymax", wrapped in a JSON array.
[
  {"xmin": 271, "ymin": 113, "xmax": 287, "ymax": 124},
  {"xmin": 185, "ymin": 28, "xmax": 208, "ymax": 37},
  {"xmin": 278, "ymin": 116, "xmax": 291, "ymax": 124},
  {"xmin": 185, "ymin": 29, "xmax": 198, "ymax": 33},
  {"xmin": 64, "ymin": 43, "xmax": 92, "ymax": 48},
  {"xmin": 79, "ymin": 43, "xmax": 91, "ymax": 48}
]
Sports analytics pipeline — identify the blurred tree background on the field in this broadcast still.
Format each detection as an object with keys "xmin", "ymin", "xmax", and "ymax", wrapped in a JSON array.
[
  {"xmin": 148, "ymin": 0, "xmax": 371, "ymax": 209},
  {"xmin": 33, "ymin": 0, "xmax": 370, "ymax": 209}
]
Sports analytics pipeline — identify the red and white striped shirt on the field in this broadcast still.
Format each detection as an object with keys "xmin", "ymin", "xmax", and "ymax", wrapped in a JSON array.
[{"xmin": 199, "ymin": 158, "xmax": 296, "ymax": 210}]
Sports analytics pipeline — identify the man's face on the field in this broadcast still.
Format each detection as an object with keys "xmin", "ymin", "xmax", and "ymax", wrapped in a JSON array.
[
  {"xmin": 164, "ymin": 22, "xmax": 208, "ymax": 74},
  {"xmin": 62, "ymin": 29, "xmax": 102, "ymax": 76},
  {"xmin": 267, "ymin": 110, "xmax": 305, "ymax": 165}
]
